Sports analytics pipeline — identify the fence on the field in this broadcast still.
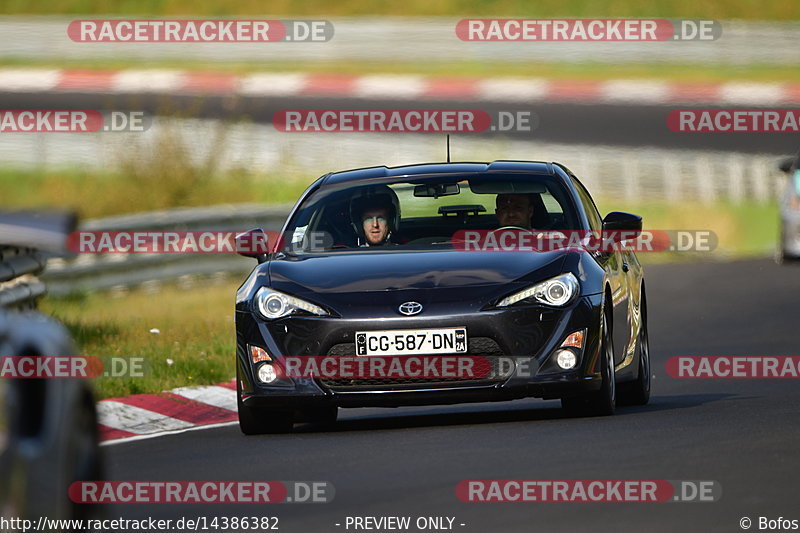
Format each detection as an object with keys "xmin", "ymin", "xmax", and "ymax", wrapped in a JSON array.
[
  {"xmin": 0, "ymin": 119, "xmax": 789, "ymax": 206},
  {"xmin": 0, "ymin": 211, "xmax": 75, "ymax": 308},
  {"xmin": 41, "ymin": 204, "xmax": 291, "ymax": 296}
]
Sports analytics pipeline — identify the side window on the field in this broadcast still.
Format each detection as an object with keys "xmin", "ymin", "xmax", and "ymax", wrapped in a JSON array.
[
  {"xmin": 541, "ymin": 190, "xmax": 563, "ymax": 215},
  {"xmin": 570, "ymin": 176, "xmax": 603, "ymax": 232}
]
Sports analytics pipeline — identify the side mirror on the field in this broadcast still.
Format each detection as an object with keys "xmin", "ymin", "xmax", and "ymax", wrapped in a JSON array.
[
  {"xmin": 779, "ymin": 157, "xmax": 796, "ymax": 174},
  {"xmin": 602, "ymin": 212, "xmax": 642, "ymax": 243},
  {"xmin": 236, "ymin": 228, "xmax": 270, "ymax": 263}
]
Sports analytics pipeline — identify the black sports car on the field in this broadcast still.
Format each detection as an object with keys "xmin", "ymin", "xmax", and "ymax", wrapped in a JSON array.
[{"xmin": 235, "ymin": 161, "xmax": 650, "ymax": 434}]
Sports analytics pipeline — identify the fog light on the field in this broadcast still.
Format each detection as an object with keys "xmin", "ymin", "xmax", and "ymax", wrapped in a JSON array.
[
  {"xmin": 555, "ymin": 349, "xmax": 578, "ymax": 370},
  {"xmin": 257, "ymin": 363, "xmax": 278, "ymax": 384}
]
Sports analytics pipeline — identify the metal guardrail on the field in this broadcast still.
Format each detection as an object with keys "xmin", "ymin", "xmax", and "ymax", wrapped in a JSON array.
[
  {"xmin": 41, "ymin": 203, "xmax": 292, "ymax": 296},
  {"xmin": 0, "ymin": 211, "xmax": 76, "ymax": 308},
  {"xmin": 0, "ymin": 247, "xmax": 47, "ymax": 308},
  {"xmin": 1, "ymin": 119, "xmax": 787, "ymax": 205}
]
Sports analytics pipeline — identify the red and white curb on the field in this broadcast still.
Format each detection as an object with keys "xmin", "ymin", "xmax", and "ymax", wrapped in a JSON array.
[
  {"xmin": 1, "ymin": 68, "xmax": 798, "ymax": 105},
  {"xmin": 97, "ymin": 379, "xmax": 239, "ymax": 445}
]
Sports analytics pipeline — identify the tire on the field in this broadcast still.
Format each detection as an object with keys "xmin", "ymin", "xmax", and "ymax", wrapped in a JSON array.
[
  {"xmin": 68, "ymin": 388, "xmax": 103, "ymax": 521},
  {"xmin": 561, "ymin": 303, "xmax": 616, "ymax": 416},
  {"xmin": 236, "ymin": 372, "xmax": 294, "ymax": 435},
  {"xmin": 619, "ymin": 290, "xmax": 651, "ymax": 406}
]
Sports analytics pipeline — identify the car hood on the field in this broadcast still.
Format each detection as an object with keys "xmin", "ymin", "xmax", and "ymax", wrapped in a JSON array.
[{"xmin": 268, "ymin": 250, "xmax": 567, "ymax": 315}]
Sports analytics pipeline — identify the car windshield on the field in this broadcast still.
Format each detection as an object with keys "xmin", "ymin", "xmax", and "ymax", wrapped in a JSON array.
[{"xmin": 281, "ymin": 173, "xmax": 580, "ymax": 254}]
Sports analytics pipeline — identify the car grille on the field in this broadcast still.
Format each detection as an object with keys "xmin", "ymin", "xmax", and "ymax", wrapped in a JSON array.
[{"xmin": 318, "ymin": 337, "xmax": 512, "ymax": 391}]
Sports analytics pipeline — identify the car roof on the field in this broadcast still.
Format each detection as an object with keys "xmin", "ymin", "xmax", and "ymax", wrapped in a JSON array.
[{"xmin": 322, "ymin": 160, "xmax": 562, "ymax": 185}]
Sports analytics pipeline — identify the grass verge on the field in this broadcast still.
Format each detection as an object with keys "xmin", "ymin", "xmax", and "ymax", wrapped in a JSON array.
[
  {"xmin": 41, "ymin": 281, "xmax": 239, "ymax": 400},
  {"xmin": 607, "ymin": 200, "xmax": 779, "ymax": 263},
  {"xmin": 0, "ymin": 168, "xmax": 312, "ymax": 219},
  {"xmin": 1, "ymin": 0, "xmax": 797, "ymax": 20}
]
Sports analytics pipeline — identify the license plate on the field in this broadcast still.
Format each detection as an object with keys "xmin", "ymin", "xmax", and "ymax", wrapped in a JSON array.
[{"xmin": 355, "ymin": 328, "xmax": 467, "ymax": 356}]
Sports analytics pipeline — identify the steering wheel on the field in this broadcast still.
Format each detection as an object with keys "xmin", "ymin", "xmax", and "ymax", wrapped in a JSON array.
[{"xmin": 492, "ymin": 226, "xmax": 529, "ymax": 232}]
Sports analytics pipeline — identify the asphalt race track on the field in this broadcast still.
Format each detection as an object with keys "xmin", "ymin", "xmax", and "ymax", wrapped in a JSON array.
[
  {"xmin": 102, "ymin": 258, "xmax": 800, "ymax": 533},
  {"xmin": 2, "ymin": 91, "xmax": 799, "ymax": 154}
]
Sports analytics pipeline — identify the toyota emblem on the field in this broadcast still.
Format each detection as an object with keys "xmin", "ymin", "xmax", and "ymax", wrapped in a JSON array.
[{"xmin": 398, "ymin": 301, "xmax": 423, "ymax": 316}]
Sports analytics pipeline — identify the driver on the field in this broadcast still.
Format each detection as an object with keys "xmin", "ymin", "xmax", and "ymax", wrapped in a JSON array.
[
  {"xmin": 360, "ymin": 206, "xmax": 391, "ymax": 246},
  {"xmin": 350, "ymin": 191, "xmax": 399, "ymax": 247},
  {"xmin": 495, "ymin": 193, "xmax": 534, "ymax": 230}
]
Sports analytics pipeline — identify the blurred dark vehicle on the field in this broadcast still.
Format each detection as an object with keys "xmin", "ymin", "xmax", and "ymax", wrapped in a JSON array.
[{"xmin": 0, "ymin": 210, "xmax": 102, "ymax": 523}]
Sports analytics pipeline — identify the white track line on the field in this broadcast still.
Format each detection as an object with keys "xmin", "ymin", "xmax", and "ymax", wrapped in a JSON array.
[
  {"xmin": 112, "ymin": 69, "xmax": 184, "ymax": 93},
  {"xmin": 239, "ymin": 73, "xmax": 309, "ymax": 96},
  {"xmin": 170, "ymin": 384, "xmax": 238, "ymax": 412},
  {"xmin": 600, "ymin": 80, "xmax": 672, "ymax": 104},
  {"xmin": 0, "ymin": 69, "xmax": 60, "ymax": 92},
  {"xmin": 98, "ymin": 400, "xmax": 194, "ymax": 434},
  {"xmin": 1, "ymin": 68, "xmax": 793, "ymax": 105},
  {"xmin": 719, "ymin": 82, "xmax": 789, "ymax": 105},
  {"xmin": 354, "ymin": 75, "xmax": 425, "ymax": 99},
  {"xmin": 101, "ymin": 421, "xmax": 238, "ymax": 447},
  {"xmin": 476, "ymin": 78, "xmax": 551, "ymax": 102}
]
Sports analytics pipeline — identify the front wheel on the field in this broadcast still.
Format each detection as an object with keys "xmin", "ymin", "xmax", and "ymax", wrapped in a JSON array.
[
  {"xmin": 562, "ymin": 304, "xmax": 615, "ymax": 416},
  {"xmin": 619, "ymin": 291, "xmax": 651, "ymax": 406}
]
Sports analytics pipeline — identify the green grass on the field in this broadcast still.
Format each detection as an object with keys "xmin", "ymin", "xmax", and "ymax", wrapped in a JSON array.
[
  {"xmin": 598, "ymin": 199, "xmax": 779, "ymax": 262},
  {"xmin": 41, "ymin": 282, "xmax": 240, "ymax": 399},
  {"xmin": 0, "ymin": 168, "xmax": 311, "ymax": 219},
  {"xmin": 2, "ymin": 58, "xmax": 797, "ymax": 84},
  {"xmin": 1, "ymin": 0, "xmax": 797, "ymax": 19},
  {"xmin": 0, "ymin": 118, "xmax": 322, "ymax": 218}
]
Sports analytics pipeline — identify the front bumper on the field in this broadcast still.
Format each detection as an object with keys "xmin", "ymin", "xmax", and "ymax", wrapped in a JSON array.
[{"xmin": 235, "ymin": 294, "xmax": 604, "ymax": 409}]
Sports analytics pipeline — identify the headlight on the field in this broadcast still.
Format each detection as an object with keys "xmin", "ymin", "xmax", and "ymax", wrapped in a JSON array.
[
  {"xmin": 496, "ymin": 273, "xmax": 579, "ymax": 308},
  {"xmin": 254, "ymin": 287, "xmax": 328, "ymax": 320}
]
